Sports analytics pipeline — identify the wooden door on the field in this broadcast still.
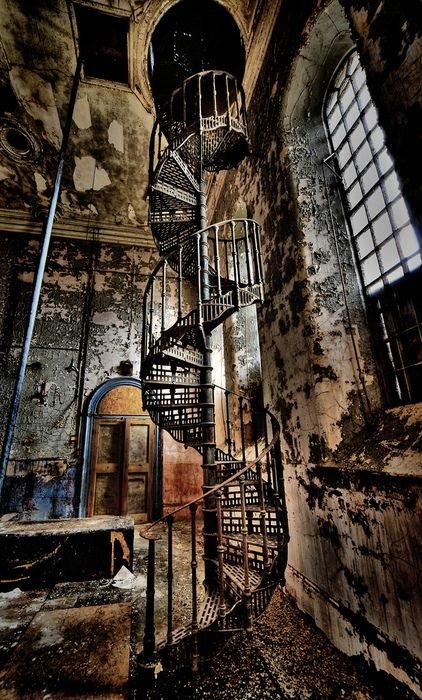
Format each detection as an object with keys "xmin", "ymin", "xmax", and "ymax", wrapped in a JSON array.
[{"xmin": 88, "ymin": 416, "xmax": 155, "ymax": 522}]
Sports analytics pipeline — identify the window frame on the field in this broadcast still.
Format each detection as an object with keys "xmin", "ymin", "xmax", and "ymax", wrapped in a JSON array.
[{"xmin": 323, "ymin": 49, "xmax": 422, "ymax": 406}]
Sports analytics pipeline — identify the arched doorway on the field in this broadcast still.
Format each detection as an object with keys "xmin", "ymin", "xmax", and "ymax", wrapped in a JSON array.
[{"xmin": 79, "ymin": 379, "xmax": 160, "ymax": 522}]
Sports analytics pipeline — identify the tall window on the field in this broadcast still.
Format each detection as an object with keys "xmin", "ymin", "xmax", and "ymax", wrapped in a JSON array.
[{"xmin": 324, "ymin": 50, "xmax": 422, "ymax": 405}]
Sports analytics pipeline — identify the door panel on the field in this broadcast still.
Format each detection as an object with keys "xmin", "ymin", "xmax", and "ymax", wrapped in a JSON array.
[{"xmin": 89, "ymin": 415, "xmax": 155, "ymax": 522}]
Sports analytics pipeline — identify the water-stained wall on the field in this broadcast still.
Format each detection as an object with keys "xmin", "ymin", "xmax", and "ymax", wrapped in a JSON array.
[
  {"xmin": 0, "ymin": 233, "xmax": 205, "ymax": 520},
  {"xmin": 210, "ymin": 0, "xmax": 422, "ymax": 694}
]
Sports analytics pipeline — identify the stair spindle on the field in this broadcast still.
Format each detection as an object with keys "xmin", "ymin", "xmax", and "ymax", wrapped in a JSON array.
[
  {"xmin": 190, "ymin": 503, "xmax": 200, "ymax": 672},
  {"xmin": 161, "ymin": 261, "xmax": 167, "ymax": 335},
  {"xmin": 239, "ymin": 479, "xmax": 253, "ymax": 632},
  {"xmin": 143, "ymin": 537, "xmax": 156, "ymax": 656},
  {"xmin": 167, "ymin": 515, "xmax": 174, "ymax": 645},
  {"xmin": 230, "ymin": 221, "xmax": 239, "ymax": 302},
  {"xmin": 178, "ymin": 244, "xmax": 183, "ymax": 321},
  {"xmin": 214, "ymin": 225, "xmax": 222, "ymax": 298},
  {"xmin": 225, "ymin": 73, "xmax": 230, "ymax": 129},
  {"xmin": 215, "ymin": 489, "xmax": 226, "ymax": 626},
  {"xmin": 212, "ymin": 72, "xmax": 217, "ymax": 117},
  {"xmin": 244, "ymin": 221, "xmax": 254, "ymax": 287},
  {"xmin": 256, "ymin": 461, "xmax": 270, "ymax": 573},
  {"xmin": 239, "ymin": 396, "xmax": 246, "ymax": 464},
  {"xmin": 149, "ymin": 275, "xmax": 155, "ymax": 349},
  {"xmin": 225, "ymin": 390, "xmax": 232, "ymax": 456},
  {"xmin": 196, "ymin": 233, "xmax": 203, "ymax": 325}
]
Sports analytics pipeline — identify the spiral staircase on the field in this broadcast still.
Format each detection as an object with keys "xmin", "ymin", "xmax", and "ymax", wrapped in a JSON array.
[{"xmin": 140, "ymin": 70, "xmax": 288, "ymax": 671}]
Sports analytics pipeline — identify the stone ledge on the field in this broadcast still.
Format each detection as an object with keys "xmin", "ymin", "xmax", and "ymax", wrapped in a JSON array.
[{"xmin": 0, "ymin": 516, "xmax": 134, "ymax": 590}]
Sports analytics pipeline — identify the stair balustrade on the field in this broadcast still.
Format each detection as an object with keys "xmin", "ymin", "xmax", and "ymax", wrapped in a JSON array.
[{"xmin": 139, "ymin": 67, "xmax": 289, "ymax": 672}]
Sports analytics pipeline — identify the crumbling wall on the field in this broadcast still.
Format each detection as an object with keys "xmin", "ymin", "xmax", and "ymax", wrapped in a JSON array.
[
  {"xmin": 0, "ymin": 233, "xmax": 204, "ymax": 521},
  {"xmin": 211, "ymin": 0, "xmax": 422, "ymax": 693}
]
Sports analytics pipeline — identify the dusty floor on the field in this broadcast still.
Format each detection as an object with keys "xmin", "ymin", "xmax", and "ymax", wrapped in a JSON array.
[{"xmin": 0, "ymin": 521, "xmax": 418, "ymax": 700}]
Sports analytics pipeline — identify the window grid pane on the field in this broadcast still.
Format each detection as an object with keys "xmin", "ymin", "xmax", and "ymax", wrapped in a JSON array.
[{"xmin": 325, "ymin": 50, "xmax": 422, "ymax": 404}]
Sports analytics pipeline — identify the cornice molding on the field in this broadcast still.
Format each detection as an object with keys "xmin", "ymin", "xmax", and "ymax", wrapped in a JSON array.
[{"xmin": 0, "ymin": 208, "xmax": 155, "ymax": 248}]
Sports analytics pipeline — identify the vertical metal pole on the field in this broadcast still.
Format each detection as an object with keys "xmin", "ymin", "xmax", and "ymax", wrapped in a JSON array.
[
  {"xmin": 190, "ymin": 503, "xmax": 200, "ymax": 672},
  {"xmin": 240, "ymin": 479, "xmax": 252, "ymax": 631},
  {"xmin": 0, "ymin": 53, "xmax": 83, "ymax": 499},
  {"xmin": 199, "ymin": 178, "xmax": 217, "ymax": 587},
  {"xmin": 167, "ymin": 515, "xmax": 174, "ymax": 646},
  {"xmin": 215, "ymin": 489, "xmax": 226, "ymax": 625},
  {"xmin": 143, "ymin": 537, "xmax": 157, "ymax": 656}
]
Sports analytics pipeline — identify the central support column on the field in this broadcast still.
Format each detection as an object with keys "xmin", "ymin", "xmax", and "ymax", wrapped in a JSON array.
[{"xmin": 199, "ymin": 177, "xmax": 217, "ymax": 586}]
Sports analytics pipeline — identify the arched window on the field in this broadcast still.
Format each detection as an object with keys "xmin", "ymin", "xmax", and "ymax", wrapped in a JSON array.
[{"xmin": 324, "ymin": 50, "xmax": 422, "ymax": 405}]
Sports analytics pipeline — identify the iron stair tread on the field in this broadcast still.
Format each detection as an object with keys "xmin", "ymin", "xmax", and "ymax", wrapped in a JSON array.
[
  {"xmin": 222, "ymin": 532, "xmax": 279, "ymax": 548},
  {"xmin": 222, "ymin": 504, "xmax": 277, "ymax": 513},
  {"xmin": 223, "ymin": 562, "xmax": 262, "ymax": 591},
  {"xmin": 156, "ymin": 589, "xmax": 220, "ymax": 650}
]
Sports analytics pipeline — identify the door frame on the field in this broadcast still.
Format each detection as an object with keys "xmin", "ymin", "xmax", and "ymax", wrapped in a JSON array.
[{"xmin": 78, "ymin": 378, "xmax": 161, "ymax": 519}]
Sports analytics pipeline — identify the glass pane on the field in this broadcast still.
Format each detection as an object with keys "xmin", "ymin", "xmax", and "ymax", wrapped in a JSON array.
[
  {"xmin": 345, "ymin": 102, "xmax": 360, "ymax": 131},
  {"xmin": 343, "ymin": 161, "xmax": 358, "ymax": 188},
  {"xmin": 356, "ymin": 229, "xmax": 374, "ymax": 258},
  {"xmin": 129, "ymin": 424, "xmax": 149, "ymax": 464},
  {"xmin": 408, "ymin": 253, "xmax": 422, "ymax": 272},
  {"xmin": 367, "ymin": 279, "xmax": 384, "ymax": 297},
  {"xmin": 383, "ymin": 172, "xmax": 400, "ymax": 203},
  {"xmin": 385, "ymin": 265, "xmax": 404, "ymax": 284},
  {"xmin": 338, "ymin": 141, "xmax": 352, "ymax": 168},
  {"xmin": 366, "ymin": 187, "xmax": 385, "ymax": 219},
  {"xmin": 332, "ymin": 121, "xmax": 346, "ymax": 149},
  {"xmin": 327, "ymin": 104, "xmax": 342, "ymax": 130},
  {"xmin": 373, "ymin": 212, "xmax": 393, "ymax": 245},
  {"xmin": 363, "ymin": 106, "xmax": 377, "ymax": 131},
  {"xmin": 357, "ymin": 85, "xmax": 371, "ymax": 109},
  {"xmin": 376, "ymin": 149, "xmax": 393, "ymax": 175},
  {"xmin": 361, "ymin": 162, "xmax": 378, "ymax": 194},
  {"xmin": 94, "ymin": 474, "xmax": 117, "ymax": 515},
  {"xmin": 98, "ymin": 423, "xmax": 120, "ymax": 463},
  {"xmin": 354, "ymin": 142, "xmax": 372, "ymax": 172},
  {"xmin": 352, "ymin": 66, "xmax": 365, "ymax": 91},
  {"xmin": 350, "ymin": 204, "xmax": 368, "ymax": 235},
  {"xmin": 369, "ymin": 126, "xmax": 384, "ymax": 154},
  {"xmin": 398, "ymin": 226, "xmax": 420, "ymax": 258},
  {"xmin": 379, "ymin": 239, "xmax": 400, "ymax": 272},
  {"xmin": 361, "ymin": 253, "xmax": 381, "ymax": 284},
  {"xmin": 348, "ymin": 181, "xmax": 363, "ymax": 208},
  {"xmin": 339, "ymin": 82, "xmax": 354, "ymax": 110},
  {"xmin": 391, "ymin": 199, "xmax": 410, "ymax": 229},
  {"xmin": 127, "ymin": 475, "xmax": 147, "ymax": 513},
  {"xmin": 348, "ymin": 122, "xmax": 366, "ymax": 151}
]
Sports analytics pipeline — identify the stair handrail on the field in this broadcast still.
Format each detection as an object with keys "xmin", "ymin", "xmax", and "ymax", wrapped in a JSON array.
[{"xmin": 140, "ymin": 428, "xmax": 280, "ymax": 540}]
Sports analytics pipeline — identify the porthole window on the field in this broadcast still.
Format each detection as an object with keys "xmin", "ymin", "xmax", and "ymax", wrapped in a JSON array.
[{"xmin": 325, "ymin": 50, "xmax": 422, "ymax": 404}]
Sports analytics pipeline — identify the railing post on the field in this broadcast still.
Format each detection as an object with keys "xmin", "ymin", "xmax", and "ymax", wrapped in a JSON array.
[
  {"xmin": 239, "ymin": 479, "xmax": 253, "ymax": 632},
  {"xmin": 215, "ymin": 489, "xmax": 226, "ymax": 626},
  {"xmin": 225, "ymin": 390, "xmax": 233, "ymax": 457},
  {"xmin": 161, "ymin": 260, "xmax": 167, "ymax": 335},
  {"xmin": 214, "ymin": 225, "xmax": 222, "ymax": 298},
  {"xmin": 178, "ymin": 244, "xmax": 183, "ymax": 322},
  {"xmin": 149, "ymin": 275, "xmax": 155, "ymax": 348},
  {"xmin": 230, "ymin": 220, "xmax": 239, "ymax": 304},
  {"xmin": 244, "ymin": 221, "xmax": 254, "ymax": 287},
  {"xmin": 143, "ymin": 537, "xmax": 157, "ymax": 656},
  {"xmin": 167, "ymin": 515, "xmax": 174, "ymax": 646},
  {"xmin": 239, "ymin": 396, "xmax": 246, "ymax": 464},
  {"xmin": 190, "ymin": 503, "xmax": 200, "ymax": 672},
  {"xmin": 256, "ymin": 460, "xmax": 270, "ymax": 573}
]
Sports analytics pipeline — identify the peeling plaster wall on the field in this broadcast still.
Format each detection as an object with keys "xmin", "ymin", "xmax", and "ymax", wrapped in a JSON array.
[
  {"xmin": 0, "ymin": 234, "xmax": 203, "ymax": 522},
  {"xmin": 211, "ymin": 0, "xmax": 422, "ymax": 693},
  {"xmin": 0, "ymin": 0, "xmax": 152, "ymax": 232}
]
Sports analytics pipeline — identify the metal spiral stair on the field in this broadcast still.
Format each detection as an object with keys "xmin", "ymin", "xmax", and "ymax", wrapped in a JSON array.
[{"xmin": 140, "ymin": 70, "xmax": 288, "ymax": 670}]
